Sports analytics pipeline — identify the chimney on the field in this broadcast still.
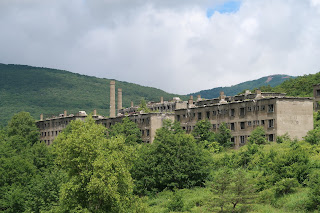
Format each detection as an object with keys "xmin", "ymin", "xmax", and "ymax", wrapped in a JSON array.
[
  {"xmin": 197, "ymin": 94, "xmax": 201, "ymax": 101},
  {"xmin": 131, "ymin": 101, "xmax": 134, "ymax": 108},
  {"xmin": 93, "ymin": 109, "xmax": 97, "ymax": 116},
  {"xmin": 64, "ymin": 110, "xmax": 67, "ymax": 117},
  {"xmin": 188, "ymin": 95, "xmax": 193, "ymax": 105},
  {"xmin": 160, "ymin": 96, "xmax": 164, "ymax": 104},
  {"xmin": 255, "ymin": 89, "xmax": 262, "ymax": 99},
  {"xmin": 40, "ymin": 113, "xmax": 43, "ymax": 121},
  {"xmin": 117, "ymin": 88, "xmax": 122, "ymax": 111},
  {"xmin": 110, "ymin": 80, "xmax": 116, "ymax": 118},
  {"xmin": 219, "ymin": 91, "xmax": 227, "ymax": 103}
]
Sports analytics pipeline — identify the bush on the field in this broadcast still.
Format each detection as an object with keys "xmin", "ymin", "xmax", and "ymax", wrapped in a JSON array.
[
  {"xmin": 274, "ymin": 178, "xmax": 299, "ymax": 197},
  {"xmin": 132, "ymin": 120, "xmax": 210, "ymax": 195}
]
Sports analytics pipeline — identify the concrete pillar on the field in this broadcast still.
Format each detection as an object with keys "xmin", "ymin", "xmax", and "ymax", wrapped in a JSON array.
[
  {"xmin": 93, "ymin": 109, "xmax": 97, "ymax": 116},
  {"xmin": 188, "ymin": 95, "xmax": 193, "ymax": 105},
  {"xmin": 219, "ymin": 91, "xmax": 226, "ymax": 100},
  {"xmin": 64, "ymin": 110, "xmax": 67, "ymax": 117},
  {"xmin": 255, "ymin": 89, "xmax": 262, "ymax": 99},
  {"xmin": 131, "ymin": 101, "xmax": 134, "ymax": 107},
  {"xmin": 219, "ymin": 91, "xmax": 227, "ymax": 103},
  {"xmin": 197, "ymin": 94, "xmax": 201, "ymax": 101},
  {"xmin": 110, "ymin": 80, "xmax": 116, "ymax": 118},
  {"xmin": 40, "ymin": 113, "xmax": 43, "ymax": 121},
  {"xmin": 160, "ymin": 96, "xmax": 164, "ymax": 104},
  {"xmin": 117, "ymin": 88, "xmax": 122, "ymax": 110}
]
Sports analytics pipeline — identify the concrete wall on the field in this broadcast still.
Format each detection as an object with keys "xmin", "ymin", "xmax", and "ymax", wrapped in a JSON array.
[{"xmin": 276, "ymin": 99, "xmax": 314, "ymax": 140}]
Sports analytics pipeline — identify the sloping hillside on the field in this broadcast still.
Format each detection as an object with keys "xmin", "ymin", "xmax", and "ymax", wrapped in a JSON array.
[
  {"xmin": 262, "ymin": 72, "xmax": 320, "ymax": 97},
  {"xmin": 189, "ymin": 74, "xmax": 294, "ymax": 99},
  {"xmin": 0, "ymin": 63, "xmax": 186, "ymax": 125}
]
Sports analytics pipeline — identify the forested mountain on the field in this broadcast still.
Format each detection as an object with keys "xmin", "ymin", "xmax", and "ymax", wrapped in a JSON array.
[
  {"xmin": 260, "ymin": 72, "xmax": 320, "ymax": 97},
  {"xmin": 190, "ymin": 74, "xmax": 294, "ymax": 99},
  {"xmin": 0, "ymin": 63, "xmax": 187, "ymax": 126}
]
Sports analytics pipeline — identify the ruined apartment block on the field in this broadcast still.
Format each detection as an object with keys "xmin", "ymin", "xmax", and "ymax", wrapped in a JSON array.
[{"xmin": 37, "ymin": 82, "xmax": 315, "ymax": 147}]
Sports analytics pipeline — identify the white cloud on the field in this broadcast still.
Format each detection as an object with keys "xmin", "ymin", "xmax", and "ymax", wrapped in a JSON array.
[{"xmin": 0, "ymin": 0, "xmax": 320, "ymax": 94}]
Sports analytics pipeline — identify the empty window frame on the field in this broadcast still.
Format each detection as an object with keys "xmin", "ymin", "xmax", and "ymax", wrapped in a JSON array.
[
  {"xmin": 198, "ymin": 112, "xmax": 202, "ymax": 120},
  {"xmin": 247, "ymin": 106, "xmax": 252, "ymax": 112},
  {"xmin": 206, "ymin": 111, "xmax": 210, "ymax": 119},
  {"xmin": 317, "ymin": 89, "xmax": 320, "ymax": 96},
  {"xmin": 146, "ymin": 129, "xmax": 150, "ymax": 136},
  {"xmin": 240, "ymin": 122, "xmax": 245, "ymax": 129},
  {"xmin": 261, "ymin": 105, "xmax": 265, "ymax": 111},
  {"xmin": 230, "ymin": 109, "xmax": 235, "ymax": 117},
  {"xmin": 240, "ymin": 108, "xmax": 245, "ymax": 116},
  {"xmin": 268, "ymin": 119, "xmax": 274, "ymax": 128},
  {"xmin": 240, "ymin": 136, "xmax": 245, "ymax": 144},
  {"xmin": 248, "ymin": 121, "xmax": 252, "ymax": 126},
  {"xmin": 176, "ymin": 115, "xmax": 180, "ymax": 121},
  {"xmin": 261, "ymin": 120, "xmax": 265, "ymax": 125},
  {"xmin": 268, "ymin": 104, "xmax": 274, "ymax": 112},
  {"xmin": 268, "ymin": 134, "xmax": 274, "ymax": 142},
  {"xmin": 230, "ymin": 123, "xmax": 235, "ymax": 131}
]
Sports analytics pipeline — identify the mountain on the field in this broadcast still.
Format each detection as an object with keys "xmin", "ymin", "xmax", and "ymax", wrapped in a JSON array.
[
  {"xmin": 263, "ymin": 72, "xmax": 320, "ymax": 97},
  {"xmin": 189, "ymin": 74, "xmax": 295, "ymax": 99},
  {"xmin": 0, "ymin": 63, "xmax": 187, "ymax": 126}
]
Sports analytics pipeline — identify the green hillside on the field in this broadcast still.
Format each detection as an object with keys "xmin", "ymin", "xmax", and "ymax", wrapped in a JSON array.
[
  {"xmin": 264, "ymin": 72, "xmax": 320, "ymax": 97},
  {"xmin": 190, "ymin": 74, "xmax": 294, "ymax": 99},
  {"xmin": 0, "ymin": 63, "xmax": 187, "ymax": 126}
]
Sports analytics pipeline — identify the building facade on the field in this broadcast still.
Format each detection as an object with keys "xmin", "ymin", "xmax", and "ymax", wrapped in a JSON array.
[{"xmin": 37, "ymin": 82, "xmax": 315, "ymax": 147}]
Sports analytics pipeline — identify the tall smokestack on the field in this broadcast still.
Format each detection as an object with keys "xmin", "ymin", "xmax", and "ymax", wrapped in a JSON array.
[
  {"xmin": 64, "ymin": 110, "xmax": 67, "ymax": 117},
  {"xmin": 93, "ymin": 109, "xmax": 97, "ymax": 116},
  {"xmin": 40, "ymin": 113, "xmax": 43, "ymax": 121},
  {"xmin": 110, "ymin": 80, "xmax": 116, "ymax": 118},
  {"xmin": 160, "ymin": 96, "xmax": 164, "ymax": 104},
  {"xmin": 131, "ymin": 101, "xmax": 134, "ymax": 107},
  {"xmin": 197, "ymin": 94, "xmax": 201, "ymax": 101},
  {"xmin": 117, "ymin": 88, "xmax": 122, "ymax": 111},
  {"xmin": 188, "ymin": 95, "xmax": 193, "ymax": 105}
]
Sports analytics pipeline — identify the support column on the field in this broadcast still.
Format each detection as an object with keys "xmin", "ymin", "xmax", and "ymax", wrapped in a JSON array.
[
  {"xmin": 110, "ymin": 80, "xmax": 116, "ymax": 118},
  {"xmin": 117, "ymin": 88, "xmax": 122, "ymax": 112}
]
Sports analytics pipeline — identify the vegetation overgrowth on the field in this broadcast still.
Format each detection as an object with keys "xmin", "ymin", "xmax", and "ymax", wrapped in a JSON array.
[
  {"xmin": 2, "ymin": 112, "xmax": 320, "ymax": 212},
  {"xmin": 0, "ymin": 63, "xmax": 186, "ymax": 126}
]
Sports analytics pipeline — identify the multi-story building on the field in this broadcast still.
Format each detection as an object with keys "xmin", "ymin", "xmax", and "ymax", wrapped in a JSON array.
[
  {"xmin": 37, "ymin": 82, "xmax": 314, "ymax": 147},
  {"xmin": 176, "ymin": 90, "xmax": 313, "ymax": 148}
]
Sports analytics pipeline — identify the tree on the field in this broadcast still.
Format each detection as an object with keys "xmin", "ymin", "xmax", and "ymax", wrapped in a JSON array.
[
  {"xmin": 192, "ymin": 119, "xmax": 215, "ymax": 143},
  {"xmin": 53, "ymin": 118, "xmax": 146, "ymax": 212},
  {"xmin": 137, "ymin": 98, "xmax": 150, "ymax": 113},
  {"xmin": 107, "ymin": 117, "xmax": 142, "ymax": 145},
  {"xmin": 210, "ymin": 169, "xmax": 256, "ymax": 212},
  {"xmin": 304, "ymin": 127, "xmax": 320, "ymax": 145},
  {"xmin": 216, "ymin": 123, "xmax": 233, "ymax": 147},
  {"xmin": 132, "ymin": 120, "xmax": 210, "ymax": 195},
  {"xmin": 247, "ymin": 126, "xmax": 267, "ymax": 145},
  {"xmin": 7, "ymin": 112, "xmax": 39, "ymax": 148}
]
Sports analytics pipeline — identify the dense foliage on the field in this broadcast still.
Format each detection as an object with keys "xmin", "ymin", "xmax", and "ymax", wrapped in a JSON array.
[
  {"xmin": 132, "ymin": 120, "xmax": 211, "ymax": 195},
  {"xmin": 0, "ymin": 63, "xmax": 187, "ymax": 126},
  {"xmin": 2, "ymin": 112, "xmax": 320, "ymax": 212},
  {"xmin": 190, "ymin": 74, "xmax": 294, "ymax": 99}
]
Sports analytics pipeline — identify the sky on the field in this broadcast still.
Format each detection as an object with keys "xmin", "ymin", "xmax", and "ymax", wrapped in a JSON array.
[{"xmin": 1, "ymin": 0, "xmax": 320, "ymax": 94}]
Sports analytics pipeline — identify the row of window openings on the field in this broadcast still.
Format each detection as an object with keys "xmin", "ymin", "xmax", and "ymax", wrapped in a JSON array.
[
  {"xmin": 240, "ymin": 134, "xmax": 274, "ymax": 143},
  {"xmin": 43, "ymin": 121, "xmax": 69, "ymax": 128},
  {"xmin": 103, "ymin": 118, "xmax": 150, "ymax": 128},
  {"xmin": 151, "ymin": 105, "xmax": 174, "ymax": 111},
  {"xmin": 211, "ymin": 119, "xmax": 274, "ymax": 130},
  {"xmin": 41, "ymin": 130, "xmax": 62, "ymax": 137},
  {"xmin": 141, "ymin": 129, "xmax": 150, "ymax": 136},
  {"xmin": 176, "ymin": 104, "xmax": 274, "ymax": 121}
]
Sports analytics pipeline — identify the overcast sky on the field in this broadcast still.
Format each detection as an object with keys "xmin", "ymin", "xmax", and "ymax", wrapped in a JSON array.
[{"xmin": 1, "ymin": 0, "xmax": 320, "ymax": 94}]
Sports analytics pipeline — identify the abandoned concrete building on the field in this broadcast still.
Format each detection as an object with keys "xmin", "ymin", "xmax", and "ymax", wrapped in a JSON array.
[{"xmin": 37, "ymin": 81, "xmax": 314, "ymax": 147}]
